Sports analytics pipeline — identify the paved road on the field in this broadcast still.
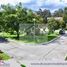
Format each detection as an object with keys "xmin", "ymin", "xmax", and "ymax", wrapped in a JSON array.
[{"xmin": 0, "ymin": 35, "xmax": 67, "ymax": 67}]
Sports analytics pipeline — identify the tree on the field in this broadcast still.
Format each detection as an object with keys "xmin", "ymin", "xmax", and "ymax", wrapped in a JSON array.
[
  {"xmin": 1, "ymin": 4, "xmax": 16, "ymax": 32},
  {"xmin": 15, "ymin": 3, "xmax": 27, "ymax": 39},
  {"xmin": 1, "ymin": 3, "xmax": 27, "ymax": 39},
  {"xmin": 48, "ymin": 18, "xmax": 60, "ymax": 33},
  {"xmin": 23, "ymin": 9, "xmax": 43, "ymax": 35},
  {"xmin": 53, "ymin": 9, "xmax": 63, "ymax": 17},
  {"xmin": 0, "ymin": 3, "xmax": 43, "ymax": 39},
  {"xmin": 63, "ymin": 7, "xmax": 67, "ymax": 29},
  {"xmin": 37, "ymin": 9, "xmax": 51, "ymax": 23},
  {"xmin": 63, "ymin": 7, "xmax": 67, "ymax": 23},
  {"xmin": 59, "ymin": 20, "xmax": 66, "ymax": 29}
]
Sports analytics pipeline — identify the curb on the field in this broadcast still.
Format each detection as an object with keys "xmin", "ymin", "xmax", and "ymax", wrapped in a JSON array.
[{"xmin": 38, "ymin": 35, "xmax": 61, "ymax": 45}]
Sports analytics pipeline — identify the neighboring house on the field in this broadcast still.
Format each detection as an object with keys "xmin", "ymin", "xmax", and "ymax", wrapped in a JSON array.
[{"xmin": 47, "ymin": 17, "xmax": 63, "ymax": 21}]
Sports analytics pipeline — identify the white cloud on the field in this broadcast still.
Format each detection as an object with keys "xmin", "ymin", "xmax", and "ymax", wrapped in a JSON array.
[
  {"xmin": 45, "ymin": 0, "xmax": 63, "ymax": 5},
  {"xmin": 0, "ymin": 0, "xmax": 32, "ymax": 5},
  {"xmin": 35, "ymin": 0, "xmax": 67, "ymax": 12},
  {"xmin": 0, "ymin": 0, "xmax": 67, "ymax": 12},
  {"xmin": 64, "ymin": 0, "xmax": 67, "ymax": 3},
  {"xmin": 35, "ymin": 0, "xmax": 65, "ymax": 7},
  {"xmin": 36, "ymin": 0, "xmax": 46, "ymax": 6}
]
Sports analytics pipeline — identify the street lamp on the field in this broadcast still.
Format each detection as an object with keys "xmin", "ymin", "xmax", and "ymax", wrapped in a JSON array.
[
  {"xmin": 33, "ymin": 18, "xmax": 36, "ymax": 42},
  {"xmin": 33, "ymin": 18, "xmax": 36, "ymax": 25}
]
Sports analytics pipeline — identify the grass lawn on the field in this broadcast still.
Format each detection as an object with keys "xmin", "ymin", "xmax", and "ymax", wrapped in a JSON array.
[
  {"xmin": 0, "ymin": 52, "xmax": 10, "ymax": 60},
  {"xmin": 0, "ymin": 32, "xmax": 59, "ymax": 44},
  {"xmin": 20, "ymin": 34, "xmax": 58, "ymax": 43}
]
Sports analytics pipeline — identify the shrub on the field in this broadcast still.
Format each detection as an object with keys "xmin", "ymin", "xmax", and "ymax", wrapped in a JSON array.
[
  {"xmin": 0, "ymin": 50, "xmax": 3, "ymax": 53},
  {"xmin": 48, "ymin": 18, "xmax": 60, "ymax": 33},
  {"xmin": 0, "ymin": 55, "xmax": 3, "ymax": 60},
  {"xmin": 65, "ymin": 56, "xmax": 67, "ymax": 60},
  {"xmin": 21, "ymin": 64, "xmax": 26, "ymax": 67}
]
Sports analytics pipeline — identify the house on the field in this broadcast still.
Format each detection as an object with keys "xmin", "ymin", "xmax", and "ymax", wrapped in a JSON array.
[{"xmin": 47, "ymin": 17, "xmax": 63, "ymax": 21}]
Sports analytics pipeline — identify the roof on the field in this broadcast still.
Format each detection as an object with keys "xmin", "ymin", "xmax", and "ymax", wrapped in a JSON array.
[{"xmin": 47, "ymin": 17, "xmax": 63, "ymax": 20}]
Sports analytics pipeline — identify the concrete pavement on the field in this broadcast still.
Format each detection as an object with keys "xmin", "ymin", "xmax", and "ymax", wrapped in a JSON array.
[{"xmin": 0, "ymin": 35, "xmax": 67, "ymax": 67}]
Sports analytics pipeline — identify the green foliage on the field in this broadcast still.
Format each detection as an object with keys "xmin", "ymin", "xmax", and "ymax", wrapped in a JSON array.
[
  {"xmin": 0, "ymin": 3, "xmax": 67, "ymax": 41},
  {"xmin": 19, "ymin": 34, "xmax": 57, "ymax": 44},
  {"xmin": 53, "ymin": 8, "xmax": 63, "ymax": 17},
  {"xmin": 0, "ymin": 53, "xmax": 10, "ymax": 60},
  {"xmin": 63, "ymin": 14, "xmax": 67, "ymax": 23},
  {"xmin": 65, "ymin": 56, "xmax": 67, "ymax": 60},
  {"xmin": 0, "ymin": 51, "xmax": 10, "ymax": 60},
  {"xmin": 63, "ymin": 7, "xmax": 67, "ymax": 28},
  {"xmin": 37, "ymin": 9, "xmax": 51, "ymax": 23},
  {"xmin": 59, "ymin": 20, "xmax": 66, "ymax": 29},
  {"xmin": 48, "ymin": 18, "xmax": 60, "ymax": 33},
  {"xmin": 21, "ymin": 64, "xmax": 26, "ymax": 67},
  {"xmin": 0, "ymin": 32, "xmax": 58, "ymax": 44},
  {"xmin": 0, "ymin": 3, "xmax": 43, "ymax": 39}
]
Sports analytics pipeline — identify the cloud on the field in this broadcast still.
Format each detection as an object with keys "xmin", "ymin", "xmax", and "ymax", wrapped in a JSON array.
[
  {"xmin": 0, "ymin": 0, "xmax": 32, "ymax": 5},
  {"xmin": 35, "ymin": 0, "xmax": 67, "ymax": 12},
  {"xmin": 36, "ymin": 0, "xmax": 46, "ymax": 6},
  {"xmin": 63, "ymin": 0, "xmax": 67, "ymax": 3},
  {"xmin": 0, "ymin": 0, "xmax": 67, "ymax": 12}
]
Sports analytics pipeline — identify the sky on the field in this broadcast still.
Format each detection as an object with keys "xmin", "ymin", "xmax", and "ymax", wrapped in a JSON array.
[{"xmin": 0, "ymin": 0, "xmax": 67, "ymax": 12}]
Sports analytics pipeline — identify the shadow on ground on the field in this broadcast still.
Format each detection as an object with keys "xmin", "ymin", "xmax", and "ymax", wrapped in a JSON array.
[{"xmin": 0, "ymin": 37, "xmax": 8, "ymax": 43}]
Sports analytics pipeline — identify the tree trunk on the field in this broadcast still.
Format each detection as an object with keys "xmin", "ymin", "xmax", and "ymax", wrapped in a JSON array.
[
  {"xmin": 16, "ymin": 30, "xmax": 19, "ymax": 40},
  {"xmin": 16, "ymin": 22, "xmax": 19, "ymax": 40}
]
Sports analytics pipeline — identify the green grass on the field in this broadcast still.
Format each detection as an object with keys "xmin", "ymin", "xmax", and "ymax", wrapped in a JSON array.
[
  {"xmin": 20, "ymin": 34, "xmax": 58, "ymax": 43},
  {"xmin": 48, "ymin": 34, "xmax": 58, "ymax": 41},
  {"xmin": 0, "ymin": 32, "xmax": 17, "ymax": 38},
  {"xmin": 0, "ymin": 32, "xmax": 58, "ymax": 44},
  {"xmin": 0, "ymin": 53, "xmax": 10, "ymax": 60}
]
